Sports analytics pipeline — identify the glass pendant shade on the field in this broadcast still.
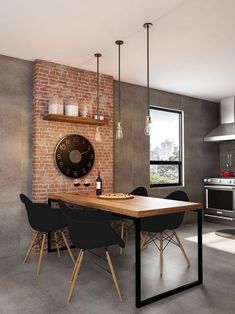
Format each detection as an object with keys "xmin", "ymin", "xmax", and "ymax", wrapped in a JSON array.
[
  {"xmin": 95, "ymin": 126, "xmax": 102, "ymax": 143},
  {"xmin": 116, "ymin": 121, "xmax": 123, "ymax": 139},
  {"xmin": 144, "ymin": 115, "xmax": 151, "ymax": 136}
]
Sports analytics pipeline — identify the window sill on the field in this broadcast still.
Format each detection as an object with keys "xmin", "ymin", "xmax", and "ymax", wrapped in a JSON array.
[{"xmin": 150, "ymin": 184, "xmax": 185, "ymax": 189}]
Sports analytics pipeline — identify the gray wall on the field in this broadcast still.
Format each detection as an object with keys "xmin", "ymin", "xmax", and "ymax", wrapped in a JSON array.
[
  {"xmin": 0, "ymin": 55, "xmax": 33, "ymax": 258},
  {"xmin": 113, "ymin": 81, "xmax": 220, "ymax": 219}
]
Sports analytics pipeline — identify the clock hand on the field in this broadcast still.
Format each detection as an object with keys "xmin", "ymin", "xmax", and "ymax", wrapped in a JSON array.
[{"xmin": 81, "ymin": 150, "xmax": 89, "ymax": 155}]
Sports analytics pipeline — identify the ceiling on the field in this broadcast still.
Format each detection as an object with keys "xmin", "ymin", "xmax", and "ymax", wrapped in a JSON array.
[{"xmin": 0, "ymin": 0, "xmax": 235, "ymax": 101}]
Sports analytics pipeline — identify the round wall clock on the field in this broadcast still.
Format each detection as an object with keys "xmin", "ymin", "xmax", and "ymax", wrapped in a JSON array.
[{"xmin": 55, "ymin": 134, "xmax": 95, "ymax": 178}]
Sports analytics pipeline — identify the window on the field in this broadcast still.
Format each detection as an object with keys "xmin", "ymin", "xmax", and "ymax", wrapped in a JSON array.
[{"xmin": 150, "ymin": 106, "xmax": 183, "ymax": 187}]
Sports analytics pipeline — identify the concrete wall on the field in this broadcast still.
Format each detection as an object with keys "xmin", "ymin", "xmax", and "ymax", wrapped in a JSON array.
[
  {"xmin": 0, "ymin": 55, "xmax": 33, "ymax": 258},
  {"xmin": 113, "ymin": 81, "xmax": 220, "ymax": 220}
]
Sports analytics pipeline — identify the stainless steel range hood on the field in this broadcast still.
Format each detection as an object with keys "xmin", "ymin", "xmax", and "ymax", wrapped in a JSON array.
[{"xmin": 204, "ymin": 97, "xmax": 235, "ymax": 142}]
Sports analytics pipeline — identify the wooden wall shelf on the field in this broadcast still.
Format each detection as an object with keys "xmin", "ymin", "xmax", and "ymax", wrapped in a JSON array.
[{"xmin": 43, "ymin": 114, "xmax": 107, "ymax": 125}]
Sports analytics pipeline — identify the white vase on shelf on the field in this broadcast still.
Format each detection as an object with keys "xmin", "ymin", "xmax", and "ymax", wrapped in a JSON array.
[
  {"xmin": 48, "ymin": 95, "xmax": 64, "ymax": 115},
  {"xmin": 80, "ymin": 102, "xmax": 88, "ymax": 117},
  {"xmin": 64, "ymin": 97, "xmax": 78, "ymax": 116}
]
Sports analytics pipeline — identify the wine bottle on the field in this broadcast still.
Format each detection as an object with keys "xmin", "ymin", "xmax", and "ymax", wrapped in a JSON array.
[{"xmin": 96, "ymin": 171, "xmax": 102, "ymax": 196}]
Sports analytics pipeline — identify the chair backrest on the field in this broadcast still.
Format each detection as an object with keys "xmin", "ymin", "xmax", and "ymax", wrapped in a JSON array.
[
  {"xmin": 130, "ymin": 186, "xmax": 148, "ymax": 196},
  {"xmin": 20, "ymin": 193, "xmax": 37, "ymax": 229},
  {"xmin": 58, "ymin": 200, "xmax": 124, "ymax": 250},
  {"xmin": 165, "ymin": 190, "xmax": 189, "ymax": 202},
  {"xmin": 141, "ymin": 190, "xmax": 189, "ymax": 232},
  {"xmin": 20, "ymin": 193, "xmax": 32, "ymax": 207},
  {"xmin": 20, "ymin": 194, "xmax": 66, "ymax": 232},
  {"xmin": 164, "ymin": 190, "xmax": 189, "ymax": 230}
]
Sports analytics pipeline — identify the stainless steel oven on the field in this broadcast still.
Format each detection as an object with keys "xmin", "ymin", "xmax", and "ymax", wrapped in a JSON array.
[{"xmin": 204, "ymin": 178, "xmax": 235, "ymax": 225}]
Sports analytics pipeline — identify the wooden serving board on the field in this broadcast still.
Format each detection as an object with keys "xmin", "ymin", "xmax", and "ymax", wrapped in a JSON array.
[{"xmin": 98, "ymin": 193, "xmax": 134, "ymax": 200}]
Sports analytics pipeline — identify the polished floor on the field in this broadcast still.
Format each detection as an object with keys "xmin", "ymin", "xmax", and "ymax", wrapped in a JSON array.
[{"xmin": 0, "ymin": 222, "xmax": 235, "ymax": 314}]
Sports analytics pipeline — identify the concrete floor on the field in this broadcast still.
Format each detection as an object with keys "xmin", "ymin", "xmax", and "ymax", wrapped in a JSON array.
[{"xmin": 0, "ymin": 222, "xmax": 235, "ymax": 314}]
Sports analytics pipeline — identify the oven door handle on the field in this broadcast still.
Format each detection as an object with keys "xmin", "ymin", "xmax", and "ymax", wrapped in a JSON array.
[
  {"xmin": 204, "ymin": 185, "xmax": 235, "ymax": 190},
  {"xmin": 205, "ymin": 214, "xmax": 234, "ymax": 221}
]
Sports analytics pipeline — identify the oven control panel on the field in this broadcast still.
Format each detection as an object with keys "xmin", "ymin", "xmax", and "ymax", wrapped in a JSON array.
[{"xmin": 204, "ymin": 177, "xmax": 235, "ymax": 186}]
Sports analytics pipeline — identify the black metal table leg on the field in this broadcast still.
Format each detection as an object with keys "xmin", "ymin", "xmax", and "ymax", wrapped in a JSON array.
[
  {"xmin": 198, "ymin": 209, "xmax": 203, "ymax": 283},
  {"xmin": 135, "ymin": 218, "xmax": 141, "ymax": 308},
  {"xmin": 135, "ymin": 209, "xmax": 203, "ymax": 308},
  {"xmin": 47, "ymin": 198, "xmax": 52, "ymax": 253}
]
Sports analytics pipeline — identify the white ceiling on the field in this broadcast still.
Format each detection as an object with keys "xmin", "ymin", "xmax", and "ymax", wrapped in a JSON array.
[{"xmin": 0, "ymin": 0, "xmax": 235, "ymax": 101}]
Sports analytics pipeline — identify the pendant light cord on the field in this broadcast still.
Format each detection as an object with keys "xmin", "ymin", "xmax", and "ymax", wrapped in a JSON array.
[
  {"xmin": 144, "ymin": 22, "xmax": 152, "ymax": 117},
  {"xmin": 94, "ymin": 53, "xmax": 102, "ymax": 125},
  {"xmin": 115, "ymin": 40, "xmax": 123, "ymax": 123},
  {"xmin": 147, "ymin": 24, "xmax": 150, "ymax": 116},
  {"xmin": 118, "ymin": 43, "xmax": 121, "ymax": 122},
  {"xmin": 97, "ymin": 56, "xmax": 99, "ymax": 118}
]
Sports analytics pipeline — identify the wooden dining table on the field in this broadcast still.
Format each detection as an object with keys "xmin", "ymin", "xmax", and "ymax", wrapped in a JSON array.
[{"xmin": 48, "ymin": 192, "xmax": 203, "ymax": 308}]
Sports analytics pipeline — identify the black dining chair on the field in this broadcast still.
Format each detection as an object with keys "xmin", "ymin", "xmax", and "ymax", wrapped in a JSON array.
[
  {"xmin": 20, "ymin": 194, "xmax": 75, "ymax": 275},
  {"xmin": 141, "ymin": 190, "xmax": 190, "ymax": 275},
  {"xmin": 131, "ymin": 186, "xmax": 148, "ymax": 197},
  {"xmin": 118, "ymin": 186, "xmax": 148, "ymax": 254},
  {"xmin": 58, "ymin": 200, "xmax": 124, "ymax": 304}
]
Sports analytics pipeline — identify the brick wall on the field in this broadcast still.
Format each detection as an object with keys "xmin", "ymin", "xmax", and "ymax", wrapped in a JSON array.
[
  {"xmin": 31, "ymin": 59, "xmax": 113, "ymax": 253},
  {"xmin": 32, "ymin": 59, "xmax": 113, "ymax": 202}
]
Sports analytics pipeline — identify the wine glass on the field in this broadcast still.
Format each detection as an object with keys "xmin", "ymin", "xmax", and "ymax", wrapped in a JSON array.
[
  {"xmin": 84, "ymin": 179, "xmax": 91, "ymax": 194},
  {"xmin": 74, "ymin": 179, "xmax": 81, "ymax": 194}
]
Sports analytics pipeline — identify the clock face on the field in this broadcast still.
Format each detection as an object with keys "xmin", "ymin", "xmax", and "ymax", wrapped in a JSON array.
[{"xmin": 55, "ymin": 134, "xmax": 95, "ymax": 178}]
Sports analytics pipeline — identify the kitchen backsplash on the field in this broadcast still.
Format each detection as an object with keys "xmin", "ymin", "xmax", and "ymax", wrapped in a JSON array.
[{"xmin": 220, "ymin": 141, "xmax": 235, "ymax": 174}]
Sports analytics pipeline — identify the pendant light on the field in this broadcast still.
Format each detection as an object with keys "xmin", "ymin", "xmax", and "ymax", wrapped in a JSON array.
[
  {"xmin": 143, "ymin": 22, "xmax": 153, "ymax": 136},
  {"xmin": 115, "ymin": 40, "xmax": 124, "ymax": 140},
  {"xmin": 94, "ymin": 53, "xmax": 102, "ymax": 143}
]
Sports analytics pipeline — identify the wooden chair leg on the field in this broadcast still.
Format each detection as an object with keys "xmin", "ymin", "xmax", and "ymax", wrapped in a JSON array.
[
  {"xmin": 23, "ymin": 231, "xmax": 38, "ymax": 264},
  {"xmin": 160, "ymin": 232, "xmax": 163, "ymax": 276},
  {"xmin": 106, "ymin": 249, "xmax": 123, "ymax": 302},
  {"xmin": 141, "ymin": 231, "xmax": 148, "ymax": 250},
  {"xmin": 173, "ymin": 231, "xmax": 190, "ymax": 266},
  {"xmin": 54, "ymin": 231, "xmax": 61, "ymax": 257},
  {"xmin": 67, "ymin": 250, "xmax": 85, "ymax": 304},
  {"xmin": 140, "ymin": 231, "xmax": 144, "ymax": 249},
  {"xmin": 120, "ymin": 221, "xmax": 125, "ymax": 255},
  {"xmin": 37, "ymin": 233, "xmax": 46, "ymax": 276},
  {"xmin": 124, "ymin": 222, "xmax": 128, "ymax": 242},
  {"xmin": 70, "ymin": 250, "xmax": 82, "ymax": 282},
  {"xmin": 61, "ymin": 231, "xmax": 75, "ymax": 265}
]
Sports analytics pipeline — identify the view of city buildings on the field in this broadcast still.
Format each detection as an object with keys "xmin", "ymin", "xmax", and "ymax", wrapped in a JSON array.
[{"xmin": 150, "ymin": 139, "xmax": 178, "ymax": 161}]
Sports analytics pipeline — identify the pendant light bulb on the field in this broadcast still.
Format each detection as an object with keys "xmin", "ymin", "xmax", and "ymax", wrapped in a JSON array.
[
  {"xmin": 116, "ymin": 122, "xmax": 123, "ymax": 139},
  {"xmin": 95, "ymin": 126, "xmax": 102, "ymax": 143},
  {"xmin": 144, "ymin": 116, "xmax": 152, "ymax": 136}
]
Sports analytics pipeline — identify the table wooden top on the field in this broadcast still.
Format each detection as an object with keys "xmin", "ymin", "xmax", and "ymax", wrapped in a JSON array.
[{"xmin": 48, "ymin": 193, "xmax": 202, "ymax": 218}]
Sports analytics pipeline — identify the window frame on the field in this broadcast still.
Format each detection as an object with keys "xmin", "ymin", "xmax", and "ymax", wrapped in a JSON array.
[{"xmin": 150, "ymin": 106, "xmax": 183, "ymax": 188}]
